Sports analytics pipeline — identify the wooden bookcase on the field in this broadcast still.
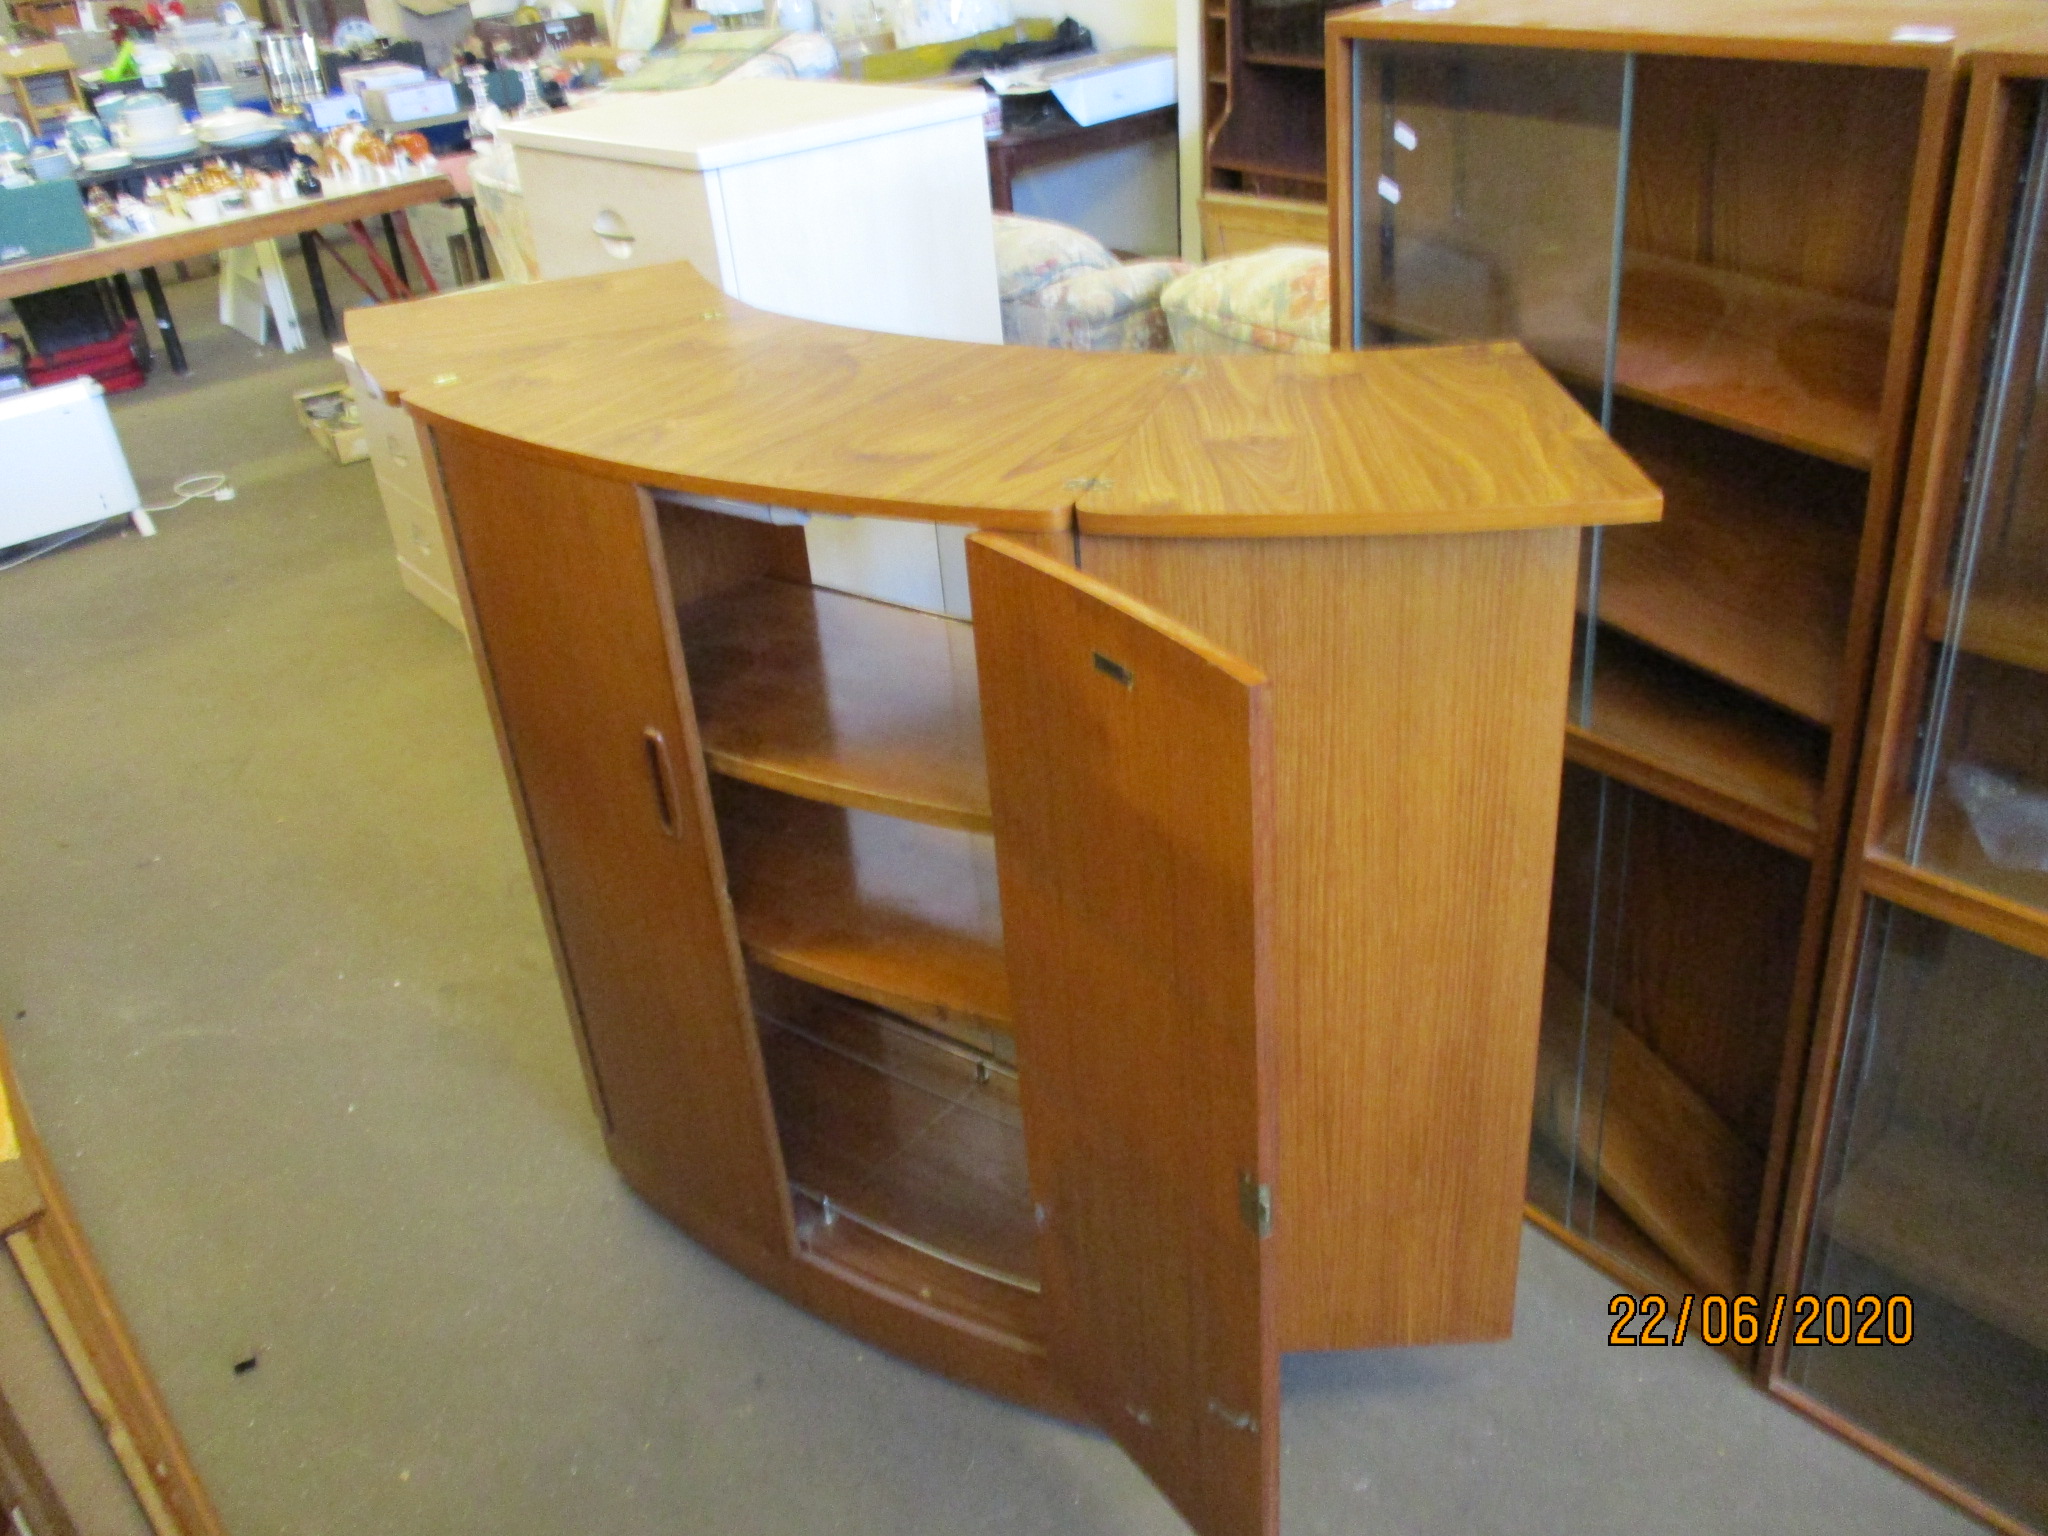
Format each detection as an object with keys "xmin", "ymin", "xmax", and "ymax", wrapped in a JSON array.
[
  {"xmin": 1327, "ymin": 0, "xmax": 2046, "ymax": 1333},
  {"xmin": 1768, "ymin": 43, "xmax": 2048, "ymax": 1536},
  {"xmin": 1198, "ymin": 0, "xmax": 1340, "ymax": 254},
  {"xmin": 346, "ymin": 262, "xmax": 1655, "ymax": 1536}
]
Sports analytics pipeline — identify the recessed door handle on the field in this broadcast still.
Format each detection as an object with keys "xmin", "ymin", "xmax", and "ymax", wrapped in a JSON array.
[{"xmin": 643, "ymin": 727, "xmax": 680, "ymax": 837}]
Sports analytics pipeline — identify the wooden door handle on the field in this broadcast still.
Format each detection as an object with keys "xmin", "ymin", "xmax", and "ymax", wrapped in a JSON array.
[{"xmin": 643, "ymin": 727, "xmax": 681, "ymax": 837}]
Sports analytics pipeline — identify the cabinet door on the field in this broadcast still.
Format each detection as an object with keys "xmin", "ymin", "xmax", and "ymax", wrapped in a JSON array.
[
  {"xmin": 431, "ymin": 426, "xmax": 789, "ymax": 1258},
  {"xmin": 968, "ymin": 535, "xmax": 1278, "ymax": 1536}
]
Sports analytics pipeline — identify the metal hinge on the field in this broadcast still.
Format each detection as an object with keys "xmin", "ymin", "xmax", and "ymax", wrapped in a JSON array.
[{"xmin": 1238, "ymin": 1172, "xmax": 1272, "ymax": 1239}]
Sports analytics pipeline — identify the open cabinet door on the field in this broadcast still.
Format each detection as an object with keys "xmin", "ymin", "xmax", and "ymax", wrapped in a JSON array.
[{"xmin": 968, "ymin": 534, "xmax": 1278, "ymax": 1536}]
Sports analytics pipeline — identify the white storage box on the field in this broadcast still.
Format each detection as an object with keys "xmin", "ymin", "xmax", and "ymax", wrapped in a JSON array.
[
  {"xmin": 1042, "ymin": 47, "xmax": 1176, "ymax": 127},
  {"xmin": 364, "ymin": 79, "xmax": 458, "ymax": 125},
  {"xmin": 497, "ymin": 78, "xmax": 1000, "ymax": 344},
  {"xmin": 0, "ymin": 379, "xmax": 142, "ymax": 550}
]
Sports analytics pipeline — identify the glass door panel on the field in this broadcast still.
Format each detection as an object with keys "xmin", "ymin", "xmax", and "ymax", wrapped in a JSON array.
[
  {"xmin": 1790, "ymin": 903, "xmax": 2048, "ymax": 1528},
  {"xmin": 1889, "ymin": 84, "xmax": 2048, "ymax": 917}
]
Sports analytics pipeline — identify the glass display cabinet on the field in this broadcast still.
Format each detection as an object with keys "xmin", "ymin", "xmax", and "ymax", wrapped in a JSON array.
[
  {"xmin": 1325, "ymin": 0, "xmax": 2043, "ymax": 1325},
  {"xmin": 1771, "ymin": 45, "xmax": 2048, "ymax": 1536}
]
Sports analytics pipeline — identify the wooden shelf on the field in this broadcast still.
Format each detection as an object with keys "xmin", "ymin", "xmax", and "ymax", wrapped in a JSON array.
[
  {"xmin": 1207, "ymin": 153, "xmax": 1326, "ymax": 184},
  {"xmin": 1568, "ymin": 628, "xmax": 1826, "ymax": 856},
  {"xmin": 1598, "ymin": 400, "xmax": 1863, "ymax": 726},
  {"xmin": 1241, "ymin": 52, "xmax": 1326, "ymax": 69},
  {"xmin": 1531, "ymin": 967, "xmax": 1761, "ymax": 1297},
  {"xmin": 1878, "ymin": 793, "xmax": 2048, "ymax": 928},
  {"xmin": 757, "ymin": 977, "xmax": 1036, "ymax": 1291},
  {"xmin": 678, "ymin": 577, "xmax": 990, "ymax": 834},
  {"xmin": 1825, "ymin": 1127, "xmax": 2048, "ymax": 1354},
  {"xmin": 1926, "ymin": 563, "xmax": 2048, "ymax": 675},
  {"xmin": 716, "ymin": 780, "xmax": 1011, "ymax": 1042},
  {"xmin": 1616, "ymin": 251, "xmax": 1891, "ymax": 468},
  {"xmin": 1527, "ymin": 1140, "xmax": 1701, "ymax": 1307}
]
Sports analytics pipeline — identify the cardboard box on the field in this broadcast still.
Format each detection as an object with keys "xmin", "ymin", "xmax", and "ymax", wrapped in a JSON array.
[
  {"xmin": 0, "ymin": 179, "xmax": 93, "ymax": 266},
  {"xmin": 292, "ymin": 385, "xmax": 369, "ymax": 464}
]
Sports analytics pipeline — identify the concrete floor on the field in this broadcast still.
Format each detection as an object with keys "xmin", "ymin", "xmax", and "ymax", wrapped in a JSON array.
[{"xmin": 0, "ymin": 271, "xmax": 1993, "ymax": 1536}]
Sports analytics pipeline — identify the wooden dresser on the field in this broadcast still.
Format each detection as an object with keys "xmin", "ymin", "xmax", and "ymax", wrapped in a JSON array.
[{"xmin": 345, "ymin": 262, "xmax": 1656, "ymax": 1536}]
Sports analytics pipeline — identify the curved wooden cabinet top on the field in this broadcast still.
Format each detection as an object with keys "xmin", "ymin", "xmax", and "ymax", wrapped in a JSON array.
[{"xmin": 345, "ymin": 261, "xmax": 1659, "ymax": 537}]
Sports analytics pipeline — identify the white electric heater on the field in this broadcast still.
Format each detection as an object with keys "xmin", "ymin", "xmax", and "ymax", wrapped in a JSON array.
[{"xmin": 0, "ymin": 377, "xmax": 151, "ymax": 551}]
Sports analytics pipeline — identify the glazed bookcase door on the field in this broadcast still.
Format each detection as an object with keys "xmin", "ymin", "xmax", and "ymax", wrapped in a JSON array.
[
  {"xmin": 1337, "ymin": 24, "xmax": 1944, "ymax": 1319},
  {"xmin": 1778, "ymin": 67, "xmax": 2048, "ymax": 1535},
  {"xmin": 429, "ymin": 428, "xmax": 792, "ymax": 1257},
  {"xmin": 967, "ymin": 535, "xmax": 1279, "ymax": 1536}
]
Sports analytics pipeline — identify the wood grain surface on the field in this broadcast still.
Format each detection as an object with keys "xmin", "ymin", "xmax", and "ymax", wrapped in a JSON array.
[
  {"xmin": 971, "ymin": 533, "xmax": 1277, "ymax": 1536},
  {"xmin": 1570, "ymin": 627, "xmax": 1826, "ymax": 855},
  {"xmin": 0, "ymin": 1041, "xmax": 227, "ymax": 1536},
  {"xmin": 1076, "ymin": 343, "xmax": 1659, "ymax": 537},
  {"xmin": 1328, "ymin": 0, "xmax": 2048, "ymax": 63},
  {"xmin": 1614, "ymin": 252, "xmax": 1892, "ymax": 466},
  {"xmin": 348, "ymin": 261, "xmax": 1658, "ymax": 539},
  {"xmin": 429, "ymin": 426, "xmax": 794, "ymax": 1255},
  {"xmin": 1599, "ymin": 403, "xmax": 1864, "ymax": 726},
  {"xmin": 677, "ymin": 577, "xmax": 991, "ymax": 832},
  {"xmin": 1533, "ymin": 967, "xmax": 1761, "ymax": 1295},
  {"xmin": 713, "ymin": 779, "xmax": 1011, "ymax": 1038},
  {"xmin": 1078, "ymin": 527, "xmax": 1580, "ymax": 1351}
]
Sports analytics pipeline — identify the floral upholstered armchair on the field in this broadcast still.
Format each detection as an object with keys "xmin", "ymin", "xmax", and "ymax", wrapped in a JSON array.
[
  {"xmin": 1159, "ymin": 245, "xmax": 1330, "ymax": 353},
  {"xmin": 993, "ymin": 214, "xmax": 1189, "ymax": 352}
]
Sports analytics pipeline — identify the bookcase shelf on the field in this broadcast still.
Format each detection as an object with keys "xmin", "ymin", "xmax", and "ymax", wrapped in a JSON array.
[
  {"xmin": 1532, "ymin": 967, "xmax": 1760, "ymax": 1298},
  {"xmin": 678, "ymin": 577, "xmax": 991, "ymax": 834},
  {"xmin": 1599, "ymin": 401, "xmax": 1863, "ymax": 727},
  {"xmin": 1569, "ymin": 628, "xmax": 1827, "ymax": 857},
  {"xmin": 1615, "ymin": 253, "xmax": 1890, "ymax": 469},
  {"xmin": 1927, "ymin": 568, "xmax": 2048, "ymax": 675},
  {"xmin": 715, "ymin": 780, "xmax": 1011, "ymax": 1047},
  {"xmin": 1824, "ymin": 1126, "xmax": 2048, "ymax": 1355}
]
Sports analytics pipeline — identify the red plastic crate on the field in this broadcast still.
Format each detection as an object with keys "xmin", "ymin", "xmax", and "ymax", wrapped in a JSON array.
[{"xmin": 26, "ymin": 320, "xmax": 147, "ymax": 395}]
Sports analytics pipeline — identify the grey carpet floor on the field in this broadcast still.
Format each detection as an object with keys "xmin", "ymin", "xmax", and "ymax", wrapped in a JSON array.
[{"xmin": 0, "ymin": 269, "xmax": 1989, "ymax": 1535}]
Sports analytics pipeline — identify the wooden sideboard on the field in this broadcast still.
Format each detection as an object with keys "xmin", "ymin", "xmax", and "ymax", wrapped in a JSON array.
[{"xmin": 345, "ymin": 262, "xmax": 1656, "ymax": 1536}]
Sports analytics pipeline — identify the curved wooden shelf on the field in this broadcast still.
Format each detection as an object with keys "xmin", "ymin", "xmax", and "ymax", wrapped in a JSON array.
[
  {"xmin": 679, "ymin": 578, "xmax": 992, "ymax": 834},
  {"xmin": 715, "ymin": 780, "xmax": 1011, "ymax": 1039},
  {"xmin": 1597, "ymin": 400, "xmax": 1862, "ymax": 726},
  {"xmin": 1568, "ymin": 628, "xmax": 1825, "ymax": 856},
  {"xmin": 1616, "ymin": 252, "xmax": 1890, "ymax": 469}
]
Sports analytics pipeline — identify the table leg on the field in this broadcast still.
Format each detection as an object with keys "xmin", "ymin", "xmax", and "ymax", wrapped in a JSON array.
[
  {"xmin": 457, "ymin": 196, "xmax": 488, "ymax": 283},
  {"xmin": 137, "ymin": 266, "xmax": 187, "ymax": 375},
  {"xmin": 987, "ymin": 146, "xmax": 1015, "ymax": 213},
  {"xmin": 381, "ymin": 211, "xmax": 409, "ymax": 293},
  {"xmin": 300, "ymin": 230, "xmax": 338, "ymax": 339},
  {"xmin": 395, "ymin": 211, "xmax": 438, "ymax": 294},
  {"xmin": 109, "ymin": 273, "xmax": 154, "ymax": 372},
  {"xmin": 346, "ymin": 220, "xmax": 406, "ymax": 301}
]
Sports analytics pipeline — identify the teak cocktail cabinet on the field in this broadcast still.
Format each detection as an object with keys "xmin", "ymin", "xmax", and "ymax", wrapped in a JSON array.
[{"xmin": 346, "ymin": 263, "xmax": 1656, "ymax": 1536}]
